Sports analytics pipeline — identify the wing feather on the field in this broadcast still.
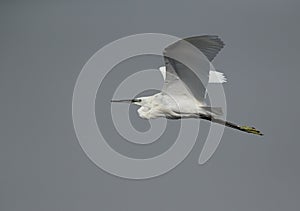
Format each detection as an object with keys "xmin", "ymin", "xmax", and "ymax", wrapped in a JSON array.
[{"xmin": 163, "ymin": 35, "xmax": 225, "ymax": 102}]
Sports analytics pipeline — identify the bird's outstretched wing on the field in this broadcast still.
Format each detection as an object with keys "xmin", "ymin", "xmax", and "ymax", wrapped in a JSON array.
[
  {"xmin": 182, "ymin": 35, "xmax": 224, "ymax": 62},
  {"xmin": 162, "ymin": 35, "xmax": 224, "ymax": 103}
]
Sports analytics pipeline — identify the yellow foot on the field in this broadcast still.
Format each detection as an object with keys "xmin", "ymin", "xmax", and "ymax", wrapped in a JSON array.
[{"xmin": 240, "ymin": 126, "xmax": 263, "ymax": 136}]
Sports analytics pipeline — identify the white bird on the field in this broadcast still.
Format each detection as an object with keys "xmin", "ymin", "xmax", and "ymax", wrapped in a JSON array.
[{"xmin": 111, "ymin": 35, "xmax": 262, "ymax": 135}]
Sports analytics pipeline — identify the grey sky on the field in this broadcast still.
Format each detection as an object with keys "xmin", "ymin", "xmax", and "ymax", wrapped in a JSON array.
[{"xmin": 1, "ymin": 0, "xmax": 300, "ymax": 210}]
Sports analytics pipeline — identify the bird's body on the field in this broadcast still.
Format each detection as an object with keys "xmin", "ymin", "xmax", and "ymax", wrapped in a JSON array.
[
  {"xmin": 135, "ymin": 93, "xmax": 205, "ymax": 119},
  {"xmin": 111, "ymin": 35, "xmax": 263, "ymax": 136}
]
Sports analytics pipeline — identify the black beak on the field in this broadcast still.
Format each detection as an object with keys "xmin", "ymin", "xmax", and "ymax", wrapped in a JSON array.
[
  {"xmin": 110, "ymin": 99, "xmax": 133, "ymax": 103},
  {"xmin": 110, "ymin": 99, "xmax": 141, "ymax": 103}
]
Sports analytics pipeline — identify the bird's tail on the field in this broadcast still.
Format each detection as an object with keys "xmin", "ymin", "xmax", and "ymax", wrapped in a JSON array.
[
  {"xmin": 208, "ymin": 70, "xmax": 227, "ymax": 83},
  {"xmin": 202, "ymin": 106, "xmax": 223, "ymax": 116}
]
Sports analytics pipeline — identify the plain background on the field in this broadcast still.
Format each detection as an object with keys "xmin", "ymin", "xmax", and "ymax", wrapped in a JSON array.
[{"xmin": 1, "ymin": 0, "xmax": 300, "ymax": 210}]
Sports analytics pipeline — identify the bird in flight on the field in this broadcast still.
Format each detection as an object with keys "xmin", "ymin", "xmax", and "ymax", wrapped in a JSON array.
[{"xmin": 111, "ymin": 35, "xmax": 263, "ymax": 136}]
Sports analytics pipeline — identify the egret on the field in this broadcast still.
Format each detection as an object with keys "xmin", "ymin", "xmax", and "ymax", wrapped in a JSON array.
[{"xmin": 111, "ymin": 35, "xmax": 263, "ymax": 136}]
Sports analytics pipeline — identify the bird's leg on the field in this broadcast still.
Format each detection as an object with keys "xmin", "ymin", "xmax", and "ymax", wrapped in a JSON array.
[{"xmin": 198, "ymin": 114, "xmax": 263, "ymax": 136}]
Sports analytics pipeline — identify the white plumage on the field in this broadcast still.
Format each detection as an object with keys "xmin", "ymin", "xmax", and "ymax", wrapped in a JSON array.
[
  {"xmin": 111, "ymin": 35, "xmax": 263, "ymax": 135},
  {"xmin": 159, "ymin": 66, "xmax": 227, "ymax": 83}
]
